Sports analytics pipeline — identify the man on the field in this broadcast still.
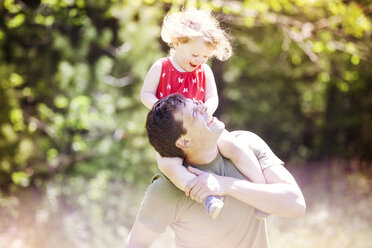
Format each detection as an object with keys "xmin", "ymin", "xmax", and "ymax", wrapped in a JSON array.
[{"xmin": 126, "ymin": 93, "xmax": 306, "ymax": 248}]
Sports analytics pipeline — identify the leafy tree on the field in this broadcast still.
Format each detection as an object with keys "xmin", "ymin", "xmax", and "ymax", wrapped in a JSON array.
[{"xmin": 0, "ymin": 0, "xmax": 371, "ymax": 196}]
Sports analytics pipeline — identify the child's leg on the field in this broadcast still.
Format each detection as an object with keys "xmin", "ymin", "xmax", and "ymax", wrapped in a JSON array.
[
  {"xmin": 218, "ymin": 130, "xmax": 266, "ymax": 184},
  {"xmin": 217, "ymin": 131, "xmax": 269, "ymax": 219},
  {"xmin": 156, "ymin": 154, "xmax": 196, "ymax": 191},
  {"xmin": 156, "ymin": 153, "xmax": 224, "ymax": 219}
]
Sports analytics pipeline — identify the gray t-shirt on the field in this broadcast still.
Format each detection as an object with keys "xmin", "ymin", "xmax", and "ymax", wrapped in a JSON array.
[{"xmin": 138, "ymin": 131, "xmax": 284, "ymax": 248}]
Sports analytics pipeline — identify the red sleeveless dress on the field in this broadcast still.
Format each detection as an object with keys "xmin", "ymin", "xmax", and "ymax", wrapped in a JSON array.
[{"xmin": 156, "ymin": 58, "xmax": 206, "ymax": 102}]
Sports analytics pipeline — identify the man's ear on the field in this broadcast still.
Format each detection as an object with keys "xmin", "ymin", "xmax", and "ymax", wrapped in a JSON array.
[{"xmin": 175, "ymin": 137, "xmax": 191, "ymax": 149}]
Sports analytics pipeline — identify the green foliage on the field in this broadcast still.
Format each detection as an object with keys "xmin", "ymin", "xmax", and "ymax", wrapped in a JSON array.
[
  {"xmin": 214, "ymin": 0, "xmax": 372, "ymax": 163},
  {"xmin": 0, "ymin": 0, "xmax": 163, "ymax": 194}
]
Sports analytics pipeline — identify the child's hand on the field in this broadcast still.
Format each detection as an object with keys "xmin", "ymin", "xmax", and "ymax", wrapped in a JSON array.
[
  {"xmin": 192, "ymin": 99, "xmax": 203, "ymax": 105},
  {"xmin": 156, "ymin": 152, "xmax": 184, "ymax": 169}
]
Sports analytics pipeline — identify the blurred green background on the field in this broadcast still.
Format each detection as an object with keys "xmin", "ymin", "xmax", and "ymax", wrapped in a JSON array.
[{"xmin": 0, "ymin": 0, "xmax": 371, "ymax": 247}]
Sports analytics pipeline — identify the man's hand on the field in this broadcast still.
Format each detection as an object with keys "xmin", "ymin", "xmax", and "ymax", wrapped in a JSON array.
[{"xmin": 184, "ymin": 167, "xmax": 227, "ymax": 203}]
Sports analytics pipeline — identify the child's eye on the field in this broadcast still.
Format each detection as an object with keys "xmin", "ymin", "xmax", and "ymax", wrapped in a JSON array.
[{"xmin": 192, "ymin": 54, "xmax": 198, "ymax": 57}]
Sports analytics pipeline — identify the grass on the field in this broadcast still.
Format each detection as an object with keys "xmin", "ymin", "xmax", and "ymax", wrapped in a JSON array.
[
  {"xmin": 268, "ymin": 162, "xmax": 372, "ymax": 248},
  {"xmin": 0, "ymin": 162, "xmax": 371, "ymax": 248}
]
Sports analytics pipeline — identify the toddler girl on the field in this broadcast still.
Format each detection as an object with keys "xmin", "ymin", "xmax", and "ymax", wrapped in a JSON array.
[{"xmin": 141, "ymin": 8, "xmax": 268, "ymax": 219}]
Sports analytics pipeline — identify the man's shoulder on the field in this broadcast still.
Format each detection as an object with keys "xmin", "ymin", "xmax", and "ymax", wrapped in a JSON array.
[
  {"xmin": 230, "ymin": 130, "xmax": 284, "ymax": 169},
  {"xmin": 147, "ymin": 172, "xmax": 185, "ymax": 199}
]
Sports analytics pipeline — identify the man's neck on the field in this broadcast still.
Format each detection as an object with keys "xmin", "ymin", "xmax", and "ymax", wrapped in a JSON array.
[{"xmin": 185, "ymin": 146, "xmax": 219, "ymax": 165}]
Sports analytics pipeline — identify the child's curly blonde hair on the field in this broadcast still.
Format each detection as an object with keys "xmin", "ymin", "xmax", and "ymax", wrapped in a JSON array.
[{"xmin": 161, "ymin": 8, "xmax": 233, "ymax": 61}]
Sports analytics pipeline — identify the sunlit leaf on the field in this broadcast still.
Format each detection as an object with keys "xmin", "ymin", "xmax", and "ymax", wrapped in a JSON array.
[
  {"xmin": 35, "ymin": 15, "xmax": 55, "ymax": 26},
  {"xmin": 337, "ymin": 80, "xmax": 349, "ymax": 92},
  {"xmin": 313, "ymin": 41, "xmax": 324, "ymax": 53},
  {"xmin": 11, "ymin": 171, "xmax": 29, "ymax": 187},
  {"xmin": 54, "ymin": 95, "xmax": 69, "ymax": 109},
  {"xmin": 28, "ymin": 121, "xmax": 38, "ymax": 133},
  {"xmin": 47, "ymin": 148, "xmax": 58, "ymax": 160},
  {"xmin": 4, "ymin": 0, "xmax": 15, "ymax": 9},
  {"xmin": 1, "ymin": 124, "xmax": 17, "ymax": 142},
  {"xmin": 318, "ymin": 72, "xmax": 330, "ymax": 83},
  {"xmin": 38, "ymin": 103, "xmax": 53, "ymax": 120},
  {"xmin": 9, "ymin": 73, "xmax": 24, "ymax": 87},
  {"xmin": 41, "ymin": 0, "xmax": 58, "ymax": 6},
  {"xmin": 343, "ymin": 70, "xmax": 359, "ymax": 82},
  {"xmin": 291, "ymin": 54, "xmax": 301, "ymax": 65},
  {"xmin": 76, "ymin": 0, "xmax": 85, "ymax": 8},
  {"xmin": 15, "ymin": 139, "xmax": 34, "ymax": 164},
  {"xmin": 351, "ymin": 55, "xmax": 360, "ymax": 65},
  {"xmin": 7, "ymin": 14, "xmax": 25, "ymax": 29},
  {"xmin": 22, "ymin": 87, "xmax": 33, "ymax": 97},
  {"xmin": 9, "ymin": 109, "xmax": 23, "ymax": 126}
]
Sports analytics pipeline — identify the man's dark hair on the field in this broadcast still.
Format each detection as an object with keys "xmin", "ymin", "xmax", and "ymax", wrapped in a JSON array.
[{"xmin": 146, "ymin": 93, "xmax": 187, "ymax": 158}]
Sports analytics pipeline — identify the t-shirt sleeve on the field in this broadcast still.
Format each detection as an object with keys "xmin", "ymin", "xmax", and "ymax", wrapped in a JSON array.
[
  {"xmin": 137, "ymin": 174, "xmax": 180, "ymax": 233},
  {"xmin": 232, "ymin": 131, "xmax": 284, "ymax": 170}
]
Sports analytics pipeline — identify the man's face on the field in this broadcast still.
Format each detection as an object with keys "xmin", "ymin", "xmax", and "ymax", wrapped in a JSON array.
[{"xmin": 173, "ymin": 99, "xmax": 225, "ymax": 147}]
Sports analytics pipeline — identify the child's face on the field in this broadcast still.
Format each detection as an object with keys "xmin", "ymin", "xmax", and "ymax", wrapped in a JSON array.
[{"xmin": 173, "ymin": 37, "xmax": 215, "ymax": 72}]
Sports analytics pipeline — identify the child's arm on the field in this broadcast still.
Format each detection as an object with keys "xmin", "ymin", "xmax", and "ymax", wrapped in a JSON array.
[
  {"xmin": 140, "ymin": 59, "xmax": 162, "ymax": 109},
  {"xmin": 156, "ymin": 153, "xmax": 196, "ymax": 191},
  {"xmin": 203, "ymin": 64, "xmax": 219, "ymax": 115},
  {"xmin": 218, "ymin": 130, "xmax": 267, "ymax": 184}
]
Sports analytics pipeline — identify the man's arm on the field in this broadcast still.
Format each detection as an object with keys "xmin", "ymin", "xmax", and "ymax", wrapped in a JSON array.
[
  {"xmin": 125, "ymin": 219, "xmax": 161, "ymax": 248},
  {"xmin": 186, "ymin": 164, "xmax": 306, "ymax": 218},
  {"xmin": 185, "ymin": 131, "xmax": 306, "ymax": 218},
  {"xmin": 185, "ymin": 131, "xmax": 306, "ymax": 217},
  {"xmin": 225, "ymin": 164, "xmax": 305, "ymax": 217}
]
